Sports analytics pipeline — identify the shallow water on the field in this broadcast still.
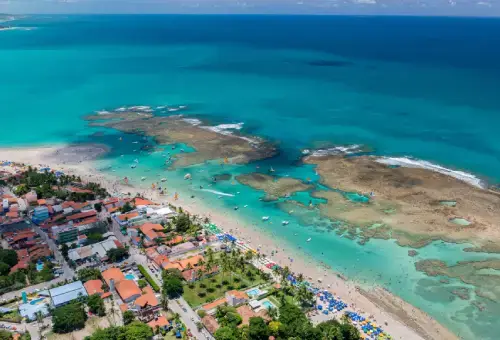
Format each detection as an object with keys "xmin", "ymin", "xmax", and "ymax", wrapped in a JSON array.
[{"xmin": 3, "ymin": 15, "xmax": 500, "ymax": 339}]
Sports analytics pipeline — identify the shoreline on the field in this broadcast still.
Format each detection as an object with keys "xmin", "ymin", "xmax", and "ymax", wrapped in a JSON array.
[{"xmin": 0, "ymin": 144, "xmax": 458, "ymax": 340}]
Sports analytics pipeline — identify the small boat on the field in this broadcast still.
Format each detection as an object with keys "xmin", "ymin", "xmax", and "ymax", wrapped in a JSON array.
[
  {"xmin": 269, "ymin": 167, "xmax": 275, "ymax": 173},
  {"xmin": 134, "ymin": 159, "xmax": 139, "ymax": 163},
  {"xmin": 244, "ymin": 205, "xmax": 248, "ymax": 208},
  {"xmin": 161, "ymin": 178, "xmax": 167, "ymax": 182},
  {"xmin": 130, "ymin": 164, "xmax": 137, "ymax": 169},
  {"xmin": 307, "ymin": 238, "xmax": 312, "ymax": 242},
  {"xmin": 141, "ymin": 177, "xmax": 147, "ymax": 181},
  {"xmin": 234, "ymin": 207, "xmax": 239, "ymax": 211},
  {"xmin": 132, "ymin": 141, "xmax": 139, "ymax": 144},
  {"xmin": 282, "ymin": 221, "xmax": 289, "ymax": 226},
  {"xmin": 184, "ymin": 173, "xmax": 191, "ymax": 180},
  {"xmin": 179, "ymin": 105, "xmax": 187, "ymax": 109},
  {"xmin": 262, "ymin": 216, "xmax": 270, "ymax": 221}
]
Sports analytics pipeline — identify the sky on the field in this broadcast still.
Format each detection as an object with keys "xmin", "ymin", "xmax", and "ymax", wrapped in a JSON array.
[{"xmin": 0, "ymin": 0, "xmax": 499, "ymax": 16}]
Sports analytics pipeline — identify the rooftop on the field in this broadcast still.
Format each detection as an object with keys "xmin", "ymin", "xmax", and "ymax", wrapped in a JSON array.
[
  {"xmin": 102, "ymin": 267, "xmax": 125, "ymax": 286},
  {"xmin": 84, "ymin": 280, "xmax": 104, "ymax": 296},
  {"xmin": 115, "ymin": 279, "xmax": 142, "ymax": 301},
  {"xmin": 49, "ymin": 281, "xmax": 88, "ymax": 306},
  {"xmin": 147, "ymin": 316, "xmax": 170, "ymax": 329}
]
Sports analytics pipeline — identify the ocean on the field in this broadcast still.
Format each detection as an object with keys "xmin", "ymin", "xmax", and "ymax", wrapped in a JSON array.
[{"xmin": 2, "ymin": 14, "xmax": 500, "ymax": 339}]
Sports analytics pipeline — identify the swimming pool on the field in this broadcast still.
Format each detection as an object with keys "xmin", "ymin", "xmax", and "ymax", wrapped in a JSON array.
[
  {"xmin": 261, "ymin": 299, "xmax": 275, "ymax": 310},
  {"xmin": 125, "ymin": 273, "xmax": 136, "ymax": 280},
  {"xmin": 30, "ymin": 298, "xmax": 45, "ymax": 305},
  {"xmin": 246, "ymin": 287, "xmax": 267, "ymax": 299}
]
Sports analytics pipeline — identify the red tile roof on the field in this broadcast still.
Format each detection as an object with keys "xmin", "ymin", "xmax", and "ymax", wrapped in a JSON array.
[
  {"xmin": 67, "ymin": 210, "xmax": 97, "ymax": 221},
  {"xmin": 84, "ymin": 280, "xmax": 105, "ymax": 296},
  {"xmin": 115, "ymin": 280, "xmax": 142, "ymax": 301},
  {"xmin": 102, "ymin": 267, "xmax": 125, "ymax": 286},
  {"xmin": 118, "ymin": 212, "xmax": 139, "ymax": 221},
  {"xmin": 148, "ymin": 316, "xmax": 170, "ymax": 329}
]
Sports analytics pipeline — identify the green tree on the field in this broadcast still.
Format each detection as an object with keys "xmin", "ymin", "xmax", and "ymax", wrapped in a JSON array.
[
  {"xmin": 122, "ymin": 310, "xmax": 136, "ymax": 325},
  {"xmin": 174, "ymin": 213, "xmax": 191, "ymax": 233},
  {"xmin": 60, "ymin": 244, "xmax": 69, "ymax": 260},
  {"xmin": 120, "ymin": 202, "xmax": 134, "ymax": 213},
  {"xmin": 0, "ymin": 262, "xmax": 10, "ymax": 276},
  {"xmin": 52, "ymin": 302, "xmax": 87, "ymax": 333},
  {"xmin": 87, "ymin": 294, "xmax": 106, "ymax": 316},
  {"xmin": 214, "ymin": 326, "xmax": 239, "ymax": 340},
  {"xmin": 248, "ymin": 317, "xmax": 269, "ymax": 340},
  {"xmin": 77, "ymin": 268, "xmax": 102, "ymax": 282},
  {"xmin": 137, "ymin": 279, "xmax": 147, "ymax": 289},
  {"xmin": 0, "ymin": 249, "xmax": 18, "ymax": 268},
  {"xmin": 296, "ymin": 284, "xmax": 315, "ymax": 307},
  {"xmin": 106, "ymin": 247, "xmax": 129, "ymax": 262},
  {"xmin": 122, "ymin": 321, "xmax": 153, "ymax": 340},
  {"xmin": 94, "ymin": 203, "xmax": 103, "ymax": 212},
  {"xmin": 162, "ymin": 274, "xmax": 183, "ymax": 298},
  {"xmin": 0, "ymin": 329, "xmax": 13, "ymax": 340}
]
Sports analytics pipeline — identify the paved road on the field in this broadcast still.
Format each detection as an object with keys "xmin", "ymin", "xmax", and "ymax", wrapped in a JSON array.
[
  {"xmin": 130, "ymin": 253, "xmax": 214, "ymax": 340},
  {"xmin": 0, "ymin": 319, "xmax": 49, "ymax": 340}
]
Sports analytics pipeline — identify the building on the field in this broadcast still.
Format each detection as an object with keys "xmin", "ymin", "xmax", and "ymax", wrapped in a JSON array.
[
  {"xmin": 115, "ymin": 280, "xmax": 142, "ymax": 303},
  {"xmin": 68, "ymin": 237, "xmax": 119, "ymax": 262},
  {"xmin": 84, "ymin": 280, "xmax": 105, "ymax": 296},
  {"xmin": 102, "ymin": 268, "xmax": 126, "ymax": 287},
  {"xmin": 32, "ymin": 206, "xmax": 49, "ymax": 224},
  {"xmin": 147, "ymin": 316, "xmax": 171, "ymax": 331},
  {"xmin": 140, "ymin": 223, "xmax": 165, "ymax": 242},
  {"xmin": 19, "ymin": 302, "xmax": 50, "ymax": 321},
  {"xmin": 49, "ymin": 281, "xmax": 88, "ymax": 307},
  {"xmin": 52, "ymin": 225, "xmax": 79, "ymax": 244},
  {"xmin": 225, "ymin": 290, "xmax": 249, "ymax": 307},
  {"xmin": 133, "ymin": 286, "xmax": 160, "ymax": 318}
]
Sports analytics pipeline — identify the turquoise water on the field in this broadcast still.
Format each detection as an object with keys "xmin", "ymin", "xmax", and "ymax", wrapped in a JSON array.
[
  {"xmin": 125, "ymin": 274, "xmax": 136, "ymax": 280},
  {"xmin": 3, "ymin": 15, "xmax": 500, "ymax": 339},
  {"xmin": 30, "ymin": 298, "xmax": 44, "ymax": 305}
]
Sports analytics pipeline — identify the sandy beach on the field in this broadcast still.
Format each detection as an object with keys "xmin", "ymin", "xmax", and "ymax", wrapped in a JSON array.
[{"xmin": 0, "ymin": 145, "xmax": 458, "ymax": 340}]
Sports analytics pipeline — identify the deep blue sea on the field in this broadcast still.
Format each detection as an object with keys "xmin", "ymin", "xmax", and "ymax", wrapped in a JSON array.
[{"xmin": 2, "ymin": 15, "xmax": 500, "ymax": 339}]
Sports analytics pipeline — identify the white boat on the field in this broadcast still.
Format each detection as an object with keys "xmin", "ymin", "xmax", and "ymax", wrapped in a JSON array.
[
  {"xmin": 161, "ymin": 178, "xmax": 167, "ymax": 182},
  {"xmin": 269, "ymin": 167, "xmax": 275, "ymax": 173},
  {"xmin": 282, "ymin": 221, "xmax": 289, "ymax": 225},
  {"xmin": 134, "ymin": 159, "xmax": 139, "ymax": 163},
  {"xmin": 141, "ymin": 177, "xmax": 147, "ymax": 181},
  {"xmin": 307, "ymin": 238, "xmax": 312, "ymax": 242},
  {"xmin": 262, "ymin": 216, "xmax": 270, "ymax": 221},
  {"xmin": 184, "ymin": 173, "xmax": 192, "ymax": 180},
  {"xmin": 244, "ymin": 205, "xmax": 248, "ymax": 208},
  {"xmin": 132, "ymin": 141, "xmax": 139, "ymax": 144}
]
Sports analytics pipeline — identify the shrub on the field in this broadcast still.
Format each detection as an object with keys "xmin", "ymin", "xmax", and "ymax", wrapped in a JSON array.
[
  {"xmin": 188, "ymin": 283, "xmax": 195, "ymax": 289},
  {"xmin": 137, "ymin": 265, "xmax": 160, "ymax": 292},
  {"xmin": 210, "ymin": 278, "xmax": 217, "ymax": 283},
  {"xmin": 238, "ymin": 283, "xmax": 248, "ymax": 289},
  {"xmin": 198, "ymin": 292, "xmax": 206, "ymax": 298},
  {"xmin": 137, "ymin": 279, "xmax": 148, "ymax": 289},
  {"xmin": 199, "ymin": 283, "xmax": 206, "ymax": 289},
  {"xmin": 221, "ymin": 280, "xmax": 229, "ymax": 286},
  {"xmin": 206, "ymin": 287, "xmax": 215, "ymax": 293},
  {"xmin": 197, "ymin": 309, "xmax": 207, "ymax": 318},
  {"xmin": 227, "ymin": 285, "xmax": 234, "ymax": 290},
  {"xmin": 233, "ymin": 278, "xmax": 241, "ymax": 283},
  {"xmin": 215, "ymin": 284, "xmax": 222, "ymax": 289}
]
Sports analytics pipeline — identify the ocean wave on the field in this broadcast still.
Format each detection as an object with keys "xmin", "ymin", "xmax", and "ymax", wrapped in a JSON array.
[
  {"xmin": 0, "ymin": 26, "xmax": 36, "ymax": 31},
  {"xmin": 309, "ymin": 145, "xmax": 363, "ymax": 157},
  {"xmin": 182, "ymin": 118, "xmax": 202, "ymax": 126},
  {"xmin": 375, "ymin": 157, "xmax": 485, "ymax": 188},
  {"xmin": 201, "ymin": 189, "xmax": 235, "ymax": 197}
]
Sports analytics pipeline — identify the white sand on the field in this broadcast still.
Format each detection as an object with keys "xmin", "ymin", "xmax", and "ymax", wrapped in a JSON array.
[{"xmin": 0, "ymin": 145, "xmax": 458, "ymax": 340}]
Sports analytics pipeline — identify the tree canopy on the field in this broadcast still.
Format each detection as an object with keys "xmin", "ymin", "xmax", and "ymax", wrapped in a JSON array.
[
  {"xmin": 87, "ymin": 294, "xmax": 106, "ymax": 316},
  {"xmin": 52, "ymin": 302, "xmax": 87, "ymax": 333},
  {"xmin": 248, "ymin": 317, "xmax": 269, "ymax": 340},
  {"xmin": 122, "ymin": 310, "xmax": 136, "ymax": 325},
  {"xmin": 106, "ymin": 247, "xmax": 129, "ymax": 262},
  {"xmin": 161, "ymin": 270, "xmax": 183, "ymax": 298},
  {"xmin": 84, "ymin": 322, "xmax": 153, "ymax": 340},
  {"xmin": 0, "ymin": 249, "xmax": 18, "ymax": 268},
  {"xmin": 77, "ymin": 268, "xmax": 102, "ymax": 282}
]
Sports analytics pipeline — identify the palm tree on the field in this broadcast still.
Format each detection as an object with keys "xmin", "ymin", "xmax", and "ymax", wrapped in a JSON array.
[
  {"xmin": 296, "ymin": 285, "xmax": 315, "ymax": 307},
  {"xmin": 160, "ymin": 294, "xmax": 169, "ymax": 311},
  {"xmin": 245, "ymin": 250, "xmax": 254, "ymax": 263},
  {"xmin": 267, "ymin": 306, "xmax": 278, "ymax": 320},
  {"xmin": 297, "ymin": 273, "xmax": 304, "ymax": 284}
]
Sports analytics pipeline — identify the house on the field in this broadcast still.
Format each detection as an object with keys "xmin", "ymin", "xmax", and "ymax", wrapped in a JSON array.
[
  {"xmin": 153, "ymin": 255, "xmax": 169, "ymax": 269},
  {"xmin": 133, "ymin": 286, "xmax": 160, "ymax": 318},
  {"xmin": 147, "ymin": 316, "xmax": 171, "ymax": 331},
  {"xmin": 236, "ymin": 305, "xmax": 271, "ymax": 326},
  {"xmin": 145, "ymin": 247, "xmax": 160, "ymax": 260},
  {"xmin": 115, "ymin": 280, "xmax": 142, "ymax": 303},
  {"xmin": 181, "ymin": 265, "xmax": 219, "ymax": 283},
  {"xmin": 139, "ymin": 223, "xmax": 165, "ymax": 242},
  {"xmin": 225, "ymin": 290, "xmax": 249, "ymax": 307},
  {"xmin": 202, "ymin": 315, "xmax": 220, "ymax": 334},
  {"xmin": 84, "ymin": 280, "xmax": 105, "ymax": 296},
  {"xmin": 202, "ymin": 297, "xmax": 228, "ymax": 313},
  {"xmin": 102, "ymin": 267, "xmax": 126, "ymax": 287},
  {"xmin": 166, "ymin": 235, "xmax": 185, "ymax": 246}
]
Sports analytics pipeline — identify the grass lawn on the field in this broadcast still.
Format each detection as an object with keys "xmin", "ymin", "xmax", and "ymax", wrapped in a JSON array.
[
  {"xmin": 268, "ymin": 291, "xmax": 296, "ymax": 307},
  {"xmin": 183, "ymin": 265, "xmax": 269, "ymax": 308}
]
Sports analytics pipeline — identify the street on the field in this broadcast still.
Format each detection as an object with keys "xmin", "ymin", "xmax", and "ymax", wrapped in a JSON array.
[{"xmin": 130, "ymin": 253, "xmax": 214, "ymax": 340}]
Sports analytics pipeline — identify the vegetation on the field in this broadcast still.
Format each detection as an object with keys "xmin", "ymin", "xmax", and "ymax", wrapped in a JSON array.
[
  {"xmin": 94, "ymin": 202, "xmax": 103, "ymax": 212},
  {"xmin": 162, "ymin": 269, "xmax": 183, "ymax": 299},
  {"xmin": 120, "ymin": 202, "xmax": 134, "ymax": 213},
  {"xmin": 84, "ymin": 321, "xmax": 153, "ymax": 340},
  {"xmin": 0, "ymin": 330, "xmax": 13, "ymax": 340},
  {"xmin": 106, "ymin": 247, "xmax": 129, "ymax": 262},
  {"xmin": 52, "ymin": 302, "xmax": 87, "ymax": 333},
  {"xmin": 183, "ymin": 249, "xmax": 267, "ymax": 307},
  {"xmin": 137, "ymin": 265, "xmax": 160, "ymax": 292},
  {"xmin": 122, "ymin": 310, "xmax": 136, "ymax": 325},
  {"xmin": 26, "ymin": 260, "xmax": 54, "ymax": 284},
  {"xmin": 77, "ymin": 268, "xmax": 102, "ymax": 282},
  {"xmin": 87, "ymin": 233, "xmax": 104, "ymax": 245},
  {"xmin": 0, "ymin": 310, "xmax": 22, "ymax": 323},
  {"xmin": 137, "ymin": 279, "xmax": 147, "ymax": 289},
  {"xmin": 87, "ymin": 294, "xmax": 106, "ymax": 316},
  {"xmin": 8, "ymin": 167, "xmax": 108, "ymax": 200},
  {"xmin": 215, "ymin": 306, "xmax": 242, "ymax": 328},
  {"xmin": 249, "ymin": 317, "xmax": 270, "ymax": 340},
  {"xmin": 60, "ymin": 244, "xmax": 69, "ymax": 260}
]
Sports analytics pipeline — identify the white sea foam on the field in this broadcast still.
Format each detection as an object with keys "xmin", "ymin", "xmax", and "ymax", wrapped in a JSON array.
[
  {"xmin": 310, "ymin": 144, "xmax": 363, "ymax": 157},
  {"xmin": 375, "ymin": 157, "xmax": 485, "ymax": 188},
  {"xmin": 182, "ymin": 118, "xmax": 202, "ymax": 126},
  {"xmin": 201, "ymin": 189, "xmax": 235, "ymax": 197},
  {"xmin": 96, "ymin": 110, "xmax": 111, "ymax": 115}
]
